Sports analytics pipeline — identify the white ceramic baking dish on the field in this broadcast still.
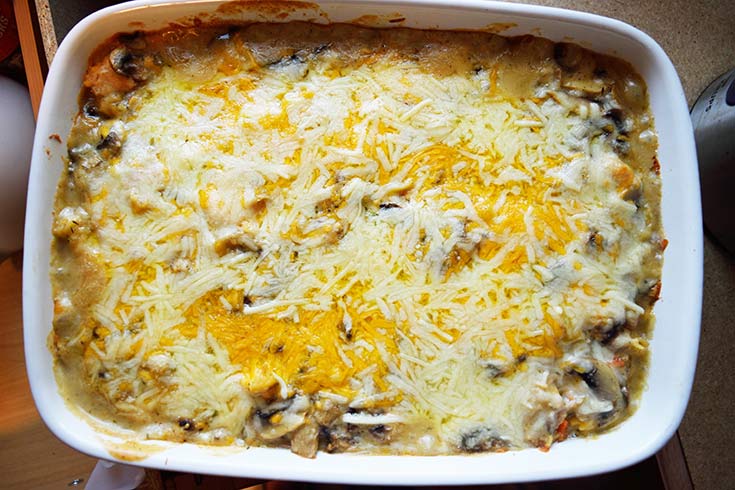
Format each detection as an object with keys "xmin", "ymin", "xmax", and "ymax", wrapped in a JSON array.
[{"xmin": 24, "ymin": 0, "xmax": 702, "ymax": 484}]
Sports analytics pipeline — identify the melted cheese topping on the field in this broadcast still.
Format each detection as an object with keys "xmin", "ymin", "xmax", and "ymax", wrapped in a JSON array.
[{"xmin": 51, "ymin": 24, "xmax": 663, "ymax": 455}]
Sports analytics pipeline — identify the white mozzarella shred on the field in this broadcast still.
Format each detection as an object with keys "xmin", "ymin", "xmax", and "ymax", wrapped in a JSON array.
[{"xmin": 342, "ymin": 413, "xmax": 404, "ymax": 425}]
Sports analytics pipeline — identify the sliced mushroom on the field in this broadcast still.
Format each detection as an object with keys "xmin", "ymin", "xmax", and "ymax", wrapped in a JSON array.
[
  {"xmin": 479, "ymin": 357, "xmax": 514, "ymax": 378},
  {"xmin": 320, "ymin": 424, "xmax": 356, "ymax": 453},
  {"xmin": 68, "ymin": 143, "xmax": 103, "ymax": 169},
  {"xmin": 214, "ymin": 229, "xmax": 261, "ymax": 256},
  {"xmin": 562, "ymin": 76, "xmax": 605, "ymax": 96},
  {"xmin": 611, "ymin": 137, "xmax": 631, "ymax": 157},
  {"xmin": 96, "ymin": 131, "xmax": 122, "ymax": 160},
  {"xmin": 554, "ymin": 43, "xmax": 584, "ymax": 71},
  {"xmin": 573, "ymin": 359, "xmax": 626, "ymax": 427},
  {"xmin": 368, "ymin": 424, "xmax": 392, "ymax": 443},
  {"xmin": 255, "ymin": 397, "xmax": 293, "ymax": 419},
  {"xmin": 253, "ymin": 395, "xmax": 309, "ymax": 441},
  {"xmin": 290, "ymin": 420, "xmax": 319, "ymax": 458},
  {"xmin": 268, "ymin": 43, "xmax": 330, "ymax": 68},
  {"xmin": 109, "ymin": 48, "xmax": 136, "ymax": 77},
  {"xmin": 269, "ymin": 52, "xmax": 306, "ymax": 67},
  {"xmin": 312, "ymin": 399, "xmax": 342, "ymax": 426},
  {"xmin": 615, "ymin": 76, "xmax": 647, "ymax": 111},
  {"xmin": 589, "ymin": 319, "xmax": 626, "ymax": 345},
  {"xmin": 458, "ymin": 427, "xmax": 509, "ymax": 453},
  {"xmin": 82, "ymin": 100, "xmax": 100, "ymax": 118},
  {"xmin": 604, "ymin": 108, "xmax": 631, "ymax": 135},
  {"xmin": 109, "ymin": 47, "xmax": 153, "ymax": 82}
]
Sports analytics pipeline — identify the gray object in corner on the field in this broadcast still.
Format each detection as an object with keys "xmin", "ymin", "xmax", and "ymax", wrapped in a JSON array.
[{"xmin": 691, "ymin": 68, "xmax": 735, "ymax": 254}]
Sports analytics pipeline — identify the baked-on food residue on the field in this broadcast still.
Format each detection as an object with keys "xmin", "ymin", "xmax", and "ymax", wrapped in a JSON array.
[{"xmin": 50, "ymin": 22, "xmax": 664, "ymax": 457}]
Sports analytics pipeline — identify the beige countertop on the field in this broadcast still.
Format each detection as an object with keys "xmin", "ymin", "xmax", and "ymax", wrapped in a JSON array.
[{"xmin": 18, "ymin": 0, "xmax": 735, "ymax": 488}]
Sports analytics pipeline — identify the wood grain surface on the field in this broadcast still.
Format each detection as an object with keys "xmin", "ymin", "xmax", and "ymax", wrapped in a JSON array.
[
  {"xmin": 657, "ymin": 433, "xmax": 694, "ymax": 490},
  {"xmin": 11, "ymin": 0, "xmax": 46, "ymax": 116},
  {"xmin": 34, "ymin": 0, "xmax": 57, "ymax": 65},
  {"xmin": 0, "ymin": 254, "xmax": 98, "ymax": 489}
]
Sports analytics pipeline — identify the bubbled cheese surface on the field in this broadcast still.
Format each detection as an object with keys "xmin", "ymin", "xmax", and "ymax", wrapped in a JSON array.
[{"xmin": 51, "ymin": 23, "xmax": 663, "ymax": 455}]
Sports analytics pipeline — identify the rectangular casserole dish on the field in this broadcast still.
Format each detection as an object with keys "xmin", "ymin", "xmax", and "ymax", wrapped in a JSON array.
[{"xmin": 24, "ymin": 0, "xmax": 702, "ymax": 484}]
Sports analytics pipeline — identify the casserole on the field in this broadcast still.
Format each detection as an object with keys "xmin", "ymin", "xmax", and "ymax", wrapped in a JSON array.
[{"xmin": 24, "ymin": 0, "xmax": 702, "ymax": 484}]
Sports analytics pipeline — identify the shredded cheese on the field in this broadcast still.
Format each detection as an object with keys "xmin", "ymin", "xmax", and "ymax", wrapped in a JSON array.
[{"xmin": 51, "ymin": 23, "xmax": 663, "ymax": 456}]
